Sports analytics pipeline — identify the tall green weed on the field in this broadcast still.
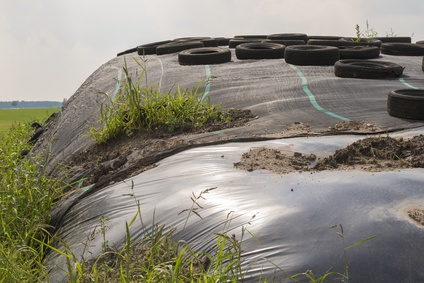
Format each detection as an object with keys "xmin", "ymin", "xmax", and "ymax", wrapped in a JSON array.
[{"xmin": 0, "ymin": 123, "xmax": 64, "ymax": 281}]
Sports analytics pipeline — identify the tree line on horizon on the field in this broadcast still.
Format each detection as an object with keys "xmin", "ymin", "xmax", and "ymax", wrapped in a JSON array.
[{"xmin": 0, "ymin": 100, "xmax": 63, "ymax": 109}]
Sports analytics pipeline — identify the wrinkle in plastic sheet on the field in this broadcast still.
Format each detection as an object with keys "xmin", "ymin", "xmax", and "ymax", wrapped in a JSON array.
[{"xmin": 47, "ymin": 130, "xmax": 424, "ymax": 282}]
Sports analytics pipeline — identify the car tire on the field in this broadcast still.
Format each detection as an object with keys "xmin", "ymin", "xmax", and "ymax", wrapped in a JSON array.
[
  {"xmin": 307, "ymin": 39, "xmax": 354, "ymax": 47},
  {"xmin": 284, "ymin": 45, "xmax": 340, "ymax": 65},
  {"xmin": 334, "ymin": 60, "xmax": 404, "ymax": 79},
  {"xmin": 137, "ymin": 40, "xmax": 173, "ymax": 55},
  {"xmin": 200, "ymin": 38, "xmax": 219, "ymax": 47},
  {"xmin": 117, "ymin": 47, "xmax": 138, "ymax": 57},
  {"xmin": 267, "ymin": 33, "xmax": 308, "ymax": 42},
  {"xmin": 381, "ymin": 43, "xmax": 424, "ymax": 56},
  {"xmin": 235, "ymin": 42, "xmax": 285, "ymax": 60},
  {"xmin": 214, "ymin": 37, "xmax": 231, "ymax": 46},
  {"xmin": 339, "ymin": 38, "xmax": 382, "ymax": 48},
  {"xmin": 173, "ymin": 37, "xmax": 211, "ymax": 42},
  {"xmin": 339, "ymin": 46, "xmax": 380, "ymax": 59},
  {"xmin": 175, "ymin": 37, "xmax": 218, "ymax": 47},
  {"xmin": 178, "ymin": 47, "xmax": 231, "ymax": 65},
  {"xmin": 375, "ymin": 37, "xmax": 411, "ymax": 43},
  {"xmin": 234, "ymin": 35, "xmax": 268, "ymax": 39},
  {"xmin": 262, "ymin": 39, "xmax": 305, "ymax": 46},
  {"xmin": 307, "ymin": 35, "xmax": 344, "ymax": 41},
  {"xmin": 387, "ymin": 89, "xmax": 424, "ymax": 120},
  {"xmin": 156, "ymin": 41, "xmax": 204, "ymax": 55},
  {"xmin": 422, "ymin": 56, "xmax": 424, "ymax": 72},
  {"xmin": 229, "ymin": 38, "xmax": 263, "ymax": 48}
]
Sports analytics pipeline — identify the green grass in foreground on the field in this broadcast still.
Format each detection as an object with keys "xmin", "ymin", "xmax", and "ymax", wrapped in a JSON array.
[
  {"xmin": 45, "ymin": 187, "xmax": 376, "ymax": 283},
  {"xmin": 0, "ymin": 58, "xmax": 376, "ymax": 281},
  {"xmin": 0, "ymin": 108, "xmax": 59, "ymax": 133},
  {"xmin": 0, "ymin": 123, "xmax": 376, "ymax": 283},
  {"xmin": 0, "ymin": 122, "xmax": 64, "ymax": 282}
]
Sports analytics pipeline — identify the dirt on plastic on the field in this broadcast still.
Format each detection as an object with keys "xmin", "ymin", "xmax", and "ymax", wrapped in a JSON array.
[
  {"xmin": 52, "ymin": 114, "xmax": 424, "ymax": 280},
  {"xmin": 233, "ymin": 134, "xmax": 424, "ymax": 174},
  {"xmin": 408, "ymin": 209, "xmax": 424, "ymax": 226},
  {"xmin": 68, "ymin": 109, "xmax": 257, "ymax": 186},
  {"xmin": 232, "ymin": 131, "xmax": 424, "ymax": 226},
  {"xmin": 67, "ymin": 113, "xmax": 420, "ymax": 188}
]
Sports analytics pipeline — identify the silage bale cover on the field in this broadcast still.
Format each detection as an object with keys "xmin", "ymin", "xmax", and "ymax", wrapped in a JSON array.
[{"xmin": 35, "ymin": 48, "xmax": 424, "ymax": 282}]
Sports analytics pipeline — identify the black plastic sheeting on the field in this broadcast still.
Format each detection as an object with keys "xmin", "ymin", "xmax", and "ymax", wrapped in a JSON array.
[
  {"xmin": 32, "ymin": 50, "xmax": 424, "ymax": 177},
  {"xmin": 45, "ymin": 128, "xmax": 424, "ymax": 282},
  {"xmin": 33, "ymin": 47, "xmax": 424, "ymax": 281}
]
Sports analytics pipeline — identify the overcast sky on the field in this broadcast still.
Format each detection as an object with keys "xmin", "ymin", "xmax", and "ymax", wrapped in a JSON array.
[{"xmin": 0, "ymin": 0, "xmax": 423, "ymax": 102}]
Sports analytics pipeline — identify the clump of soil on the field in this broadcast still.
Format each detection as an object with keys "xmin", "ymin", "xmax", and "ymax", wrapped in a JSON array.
[
  {"xmin": 234, "ymin": 147, "xmax": 316, "ymax": 174},
  {"xmin": 408, "ymin": 209, "xmax": 424, "ymax": 226},
  {"xmin": 316, "ymin": 135, "xmax": 424, "ymax": 171},
  {"xmin": 327, "ymin": 120, "xmax": 383, "ymax": 133},
  {"xmin": 234, "ymin": 135, "xmax": 424, "ymax": 174}
]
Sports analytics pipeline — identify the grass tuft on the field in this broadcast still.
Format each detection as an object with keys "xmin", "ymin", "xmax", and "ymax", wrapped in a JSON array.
[{"xmin": 89, "ymin": 57, "xmax": 228, "ymax": 144}]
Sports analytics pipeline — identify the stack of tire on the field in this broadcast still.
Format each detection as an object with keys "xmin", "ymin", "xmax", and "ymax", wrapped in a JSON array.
[
  {"xmin": 117, "ymin": 37, "xmax": 230, "ymax": 57},
  {"xmin": 117, "ymin": 34, "xmax": 424, "ymax": 71},
  {"xmin": 339, "ymin": 38, "xmax": 381, "ymax": 60},
  {"xmin": 380, "ymin": 40, "xmax": 424, "ymax": 121},
  {"xmin": 123, "ymin": 37, "xmax": 232, "ymax": 65},
  {"xmin": 232, "ymin": 33, "xmax": 305, "ymax": 60},
  {"xmin": 305, "ymin": 37, "xmax": 382, "ymax": 60},
  {"xmin": 143, "ymin": 37, "xmax": 219, "ymax": 55},
  {"xmin": 230, "ymin": 33, "xmax": 341, "ymax": 64},
  {"xmin": 116, "ymin": 33, "xmax": 424, "ymax": 121},
  {"xmin": 264, "ymin": 33, "xmax": 307, "ymax": 46},
  {"xmin": 332, "ymin": 37, "xmax": 417, "ymax": 79},
  {"xmin": 249, "ymin": 33, "xmax": 338, "ymax": 65},
  {"xmin": 228, "ymin": 35, "xmax": 267, "ymax": 48}
]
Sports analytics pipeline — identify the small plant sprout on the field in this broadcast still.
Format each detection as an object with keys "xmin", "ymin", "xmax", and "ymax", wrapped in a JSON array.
[
  {"xmin": 98, "ymin": 215, "xmax": 110, "ymax": 253},
  {"xmin": 354, "ymin": 24, "xmax": 362, "ymax": 42},
  {"xmin": 332, "ymin": 224, "xmax": 377, "ymax": 283},
  {"xmin": 386, "ymin": 27, "xmax": 398, "ymax": 37},
  {"xmin": 362, "ymin": 19, "xmax": 378, "ymax": 38},
  {"xmin": 354, "ymin": 19, "xmax": 378, "ymax": 42},
  {"xmin": 178, "ymin": 187, "xmax": 217, "ymax": 231}
]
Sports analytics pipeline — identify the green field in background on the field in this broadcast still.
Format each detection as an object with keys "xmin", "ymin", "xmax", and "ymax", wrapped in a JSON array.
[{"xmin": 0, "ymin": 108, "xmax": 59, "ymax": 133}]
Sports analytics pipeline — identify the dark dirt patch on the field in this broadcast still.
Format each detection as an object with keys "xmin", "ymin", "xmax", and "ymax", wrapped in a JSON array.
[
  {"xmin": 408, "ymin": 209, "xmax": 424, "ymax": 226},
  {"xmin": 234, "ymin": 135, "xmax": 424, "ymax": 174},
  {"xmin": 316, "ymin": 135, "xmax": 424, "ymax": 171},
  {"xmin": 64, "ymin": 115, "xmax": 420, "ymax": 190},
  {"xmin": 69, "ymin": 109, "xmax": 256, "ymax": 186}
]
